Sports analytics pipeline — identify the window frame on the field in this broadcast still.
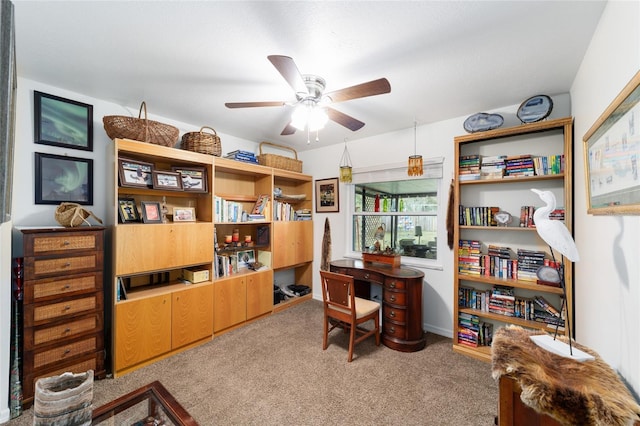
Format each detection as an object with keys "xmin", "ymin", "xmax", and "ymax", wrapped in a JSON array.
[{"xmin": 344, "ymin": 158, "xmax": 444, "ymax": 270}]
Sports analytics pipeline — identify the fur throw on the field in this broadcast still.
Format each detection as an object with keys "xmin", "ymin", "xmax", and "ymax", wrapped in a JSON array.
[{"xmin": 492, "ymin": 326, "xmax": 640, "ymax": 426}]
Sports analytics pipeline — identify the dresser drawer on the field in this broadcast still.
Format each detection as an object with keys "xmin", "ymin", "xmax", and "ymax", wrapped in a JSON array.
[
  {"xmin": 24, "ymin": 272, "xmax": 102, "ymax": 304},
  {"xmin": 383, "ymin": 304, "xmax": 406, "ymax": 322},
  {"xmin": 25, "ymin": 294, "xmax": 102, "ymax": 325},
  {"xmin": 24, "ymin": 231, "xmax": 102, "ymax": 256},
  {"xmin": 24, "ymin": 252, "xmax": 103, "ymax": 279},
  {"xmin": 384, "ymin": 277, "xmax": 406, "ymax": 290},
  {"xmin": 31, "ymin": 334, "xmax": 102, "ymax": 370},
  {"xmin": 383, "ymin": 289, "xmax": 406, "ymax": 306},
  {"xmin": 350, "ymin": 269, "xmax": 384, "ymax": 285},
  {"xmin": 24, "ymin": 313, "xmax": 103, "ymax": 349},
  {"xmin": 23, "ymin": 352, "xmax": 104, "ymax": 407}
]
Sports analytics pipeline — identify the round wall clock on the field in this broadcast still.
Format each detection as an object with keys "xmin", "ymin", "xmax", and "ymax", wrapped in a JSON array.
[{"xmin": 517, "ymin": 95, "xmax": 553, "ymax": 123}]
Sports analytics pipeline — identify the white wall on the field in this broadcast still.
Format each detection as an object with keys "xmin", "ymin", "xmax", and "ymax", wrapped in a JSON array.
[
  {"xmin": 299, "ymin": 95, "xmax": 571, "ymax": 337},
  {"xmin": 571, "ymin": 0, "xmax": 640, "ymax": 396}
]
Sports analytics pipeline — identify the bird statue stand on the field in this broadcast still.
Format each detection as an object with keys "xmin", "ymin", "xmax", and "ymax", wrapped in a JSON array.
[{"xmin": 530, "ymin": 188, "xmax": 593, "ymax": 361}]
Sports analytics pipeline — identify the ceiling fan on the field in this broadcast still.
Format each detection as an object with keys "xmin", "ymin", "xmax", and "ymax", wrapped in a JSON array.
[{"xmin": 225, "ymin": 55, "xmax": 391, "ymax": 136}]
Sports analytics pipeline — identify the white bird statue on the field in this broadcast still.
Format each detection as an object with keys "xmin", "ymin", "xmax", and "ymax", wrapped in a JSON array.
[{"xmin": 531, "ymin": 188, "xmax": 579, "ymax": 262}]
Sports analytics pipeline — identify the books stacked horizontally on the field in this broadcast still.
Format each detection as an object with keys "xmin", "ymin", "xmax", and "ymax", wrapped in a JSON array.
[
  {"xmin": 294, "ymin": 209, "xmax": 312, "ymax": 221},
  {"xmin": 480, "ymin": 155, "xmax": 506, "ymax": 180},
  {"xmin": 488, "ymin": 285, "xmax": 515, "ymax": 317},
  {"xmin": 248, "ymin": 194, "xmax": 269, "ymax": 221},
  {"xmin": 458, "ymin": 239, "xmax": 483, "ymax": 276},
  {"xmin": 458, "ymin": 313, "xmax": 494, "ymax": 348},
  {"xmin": 517, "ymin": 248, "xmax": 546, "ymax": 281},
  {"xmin": 504, "ymin": 154, "xmax": 535, "ymax": 177},
  {"xmin": 533, "ymin": 295, "xmax": 565, "ymax": 328},
  {"xmin": 459, "ymin": 154, "xmax": 481, "ymax": 181},
  {"xmin": 224, "ymin": 149, "xmax": 258, "ymax": 164}
]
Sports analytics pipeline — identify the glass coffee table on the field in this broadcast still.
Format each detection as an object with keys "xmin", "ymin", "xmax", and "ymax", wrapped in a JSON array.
[{"xmin": 91, "ymin": 381, "xmax": 198, "ymax": 425}]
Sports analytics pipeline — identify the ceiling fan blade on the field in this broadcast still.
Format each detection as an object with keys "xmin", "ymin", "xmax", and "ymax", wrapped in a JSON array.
[
  {"xmin": 327, "ymin": 107, "xmax": 365, "ymax": 131},
  {"xmin": 225, "ymin": 101, "xmax": 286, "ymax": 109},
  {"xmin": 281, "ymin": 123, "xmax": 297, "ymax": 135},
  {"xmin": 324, "ymin": 78, "xmax": 391, "ymax": 103},
  {"xmin": 268, "ymin": 55, "xmax": 309, "ymax": 95}
]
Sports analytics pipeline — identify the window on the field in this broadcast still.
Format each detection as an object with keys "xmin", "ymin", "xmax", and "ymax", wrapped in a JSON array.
[{"xmin": 346, "ymin": 159, "xmax": 443, "ymax": 266}]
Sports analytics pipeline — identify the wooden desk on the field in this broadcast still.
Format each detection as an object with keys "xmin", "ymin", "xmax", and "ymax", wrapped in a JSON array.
[{"xmin": 330, "ymin": 259, "xmax": 426, "ymax": 352}]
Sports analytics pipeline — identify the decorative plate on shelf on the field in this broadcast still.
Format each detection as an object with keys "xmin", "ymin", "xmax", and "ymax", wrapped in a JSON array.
[
  {"xmin": 463, "ymin": 113, "xmax": 504, "ymax": 133},
  {"xmin": 517, "ymin": 95, "xmax": 553, "ymax": 123}
]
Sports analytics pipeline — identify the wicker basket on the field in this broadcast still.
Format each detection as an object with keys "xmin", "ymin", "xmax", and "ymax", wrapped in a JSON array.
[
  {"xmin": 257, "ymin": 141, "xmax": 302, "ymax": 173},
  {"xmin": 54, "ymin": 203, "xmax": 103, "ymax": 227},
  {"xmin": 103, "ymin": 101, "xmax": 179, "ymax": 147},
  {"xmin": 181, "ymin": 126, "xmax": 222, "ymax": 156}
]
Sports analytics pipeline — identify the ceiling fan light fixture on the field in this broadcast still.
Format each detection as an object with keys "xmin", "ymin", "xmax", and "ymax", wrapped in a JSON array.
[{"xmin": 291, "ymin": 103, "xmax": 328, "ymax": 132}]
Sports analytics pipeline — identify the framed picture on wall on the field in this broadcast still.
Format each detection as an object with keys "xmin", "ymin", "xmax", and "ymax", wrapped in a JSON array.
[
  {"xmin": 34, "ymin": 91, "xmax": 93, "ymax": 151},
  {"xmin": 583, "ymin": 70, "xmax": 640, "ymax": 215},
  {"xmin": 315, "ymin": 177, "xmax": 339, "ymax": 213},
  {"xmin": 35, "ymin": 152, "xmax": 93, "ymax": 205}
]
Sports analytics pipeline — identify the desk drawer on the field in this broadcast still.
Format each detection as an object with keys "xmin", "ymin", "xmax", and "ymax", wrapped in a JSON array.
[
  {"xmin": 383, "ymin": 322, "xmax": 407, "ymax": 339},
  {"xmin": 350, "ymin": 269, "xmax": 384, "ymax": 285},
  {"xmin": 25, "ymin": 232, "xmax": 101, "ymax": 256},
  {"xmin": 384, "ymin": 277, "xmax": 406, "ymax": 290},
  {"xmin": 383, "ymin": 289, "xmax": 406, "ymax": 306},
  {"xmin": 383, "ymin": 305, "xmax": 406, "ymax": 322}
]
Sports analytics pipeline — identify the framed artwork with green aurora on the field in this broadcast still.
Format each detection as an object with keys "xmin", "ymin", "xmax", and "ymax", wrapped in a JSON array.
[
  {"xmin": 34, "ymin": 91, "xmax": 93, "ymax": 151},
  {"xmin": 35, "ymin": 152, "xmax": 93, "ymax": 205}
]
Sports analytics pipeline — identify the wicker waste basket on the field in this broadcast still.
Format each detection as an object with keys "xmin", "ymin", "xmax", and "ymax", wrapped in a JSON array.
[
  {"xmin": 181, "ymin": 126, "xmax": 222, "ymax": 156},
  {"xmin": 34, "ymin": 370, "xmax": 94, "ymax": 426},
  {"xmin": 257, "ymin": 141, "xmax": 302, "ymax": 173},
  {"xmin": 103, "ymin": 101, "xmax": 179, "ymax": 147}
]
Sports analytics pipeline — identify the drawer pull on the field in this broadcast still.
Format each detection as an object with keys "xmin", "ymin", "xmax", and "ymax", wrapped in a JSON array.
[
  {"xmin": 63, "ymin": 349, "xmax": 71, "ymax": 355},
  {"xmin": 64, "ymin": 305, "xmax": 71, "ymax": 311},
  {"xmin": 364, "ymin": 273, "xmax": 370, "ymax": 279},
  {"xmin": 64, "ymin": 262, "xmax": 71, "ymax": 267},
  {"xmin": 63, "ymin": 284, "xmax": 71, "ymax": 290},
  {"xmin": 390, "ymin": 281, "xmax": 396, "ymax": 288},
  {"xmin": 390, "ymin": 311, "xmax": 396, "ymax": 318},
  {"xmin": 64, "ymin": 328, "xmax": 71, "ymax": 333},
  {"xmin": 389, "ymin": 295, "xmax": 396, "ymax": 302},
  {"xmin": 388, "ymin": 326, "xmax": 395, "ymax": 334},
  {"xmin": 63, "ymin": 240, "xmax": 70, "ymax": 246}
]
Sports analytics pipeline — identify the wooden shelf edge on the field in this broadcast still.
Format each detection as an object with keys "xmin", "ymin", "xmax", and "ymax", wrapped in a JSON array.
[
  {"xmin": 452, "ymin": 343, "xmax": 492, "ymax": 363},
  {"xmin": 457, "ymin": 275, "xmax": 564, "ymax": 294},
  {"xmin": 273, "ymin": 293, "xmax": 312, "ymax": 313}
]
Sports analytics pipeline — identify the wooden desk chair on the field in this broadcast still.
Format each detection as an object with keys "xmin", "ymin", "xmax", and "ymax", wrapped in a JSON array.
[{"xmin": 320, "ymin": 270, "xmax": 380, "ymax": 362}]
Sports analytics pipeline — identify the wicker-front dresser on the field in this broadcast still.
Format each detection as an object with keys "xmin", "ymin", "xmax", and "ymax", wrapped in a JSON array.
[{"xmin": 21, "ymin": 227, "xmax": 106, "ymax": 407}]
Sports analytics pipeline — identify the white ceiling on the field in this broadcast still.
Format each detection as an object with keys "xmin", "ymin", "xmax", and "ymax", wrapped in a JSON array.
[{"xmin": 12, "ymin": 1, "xmax": 606, "ymax": 152}]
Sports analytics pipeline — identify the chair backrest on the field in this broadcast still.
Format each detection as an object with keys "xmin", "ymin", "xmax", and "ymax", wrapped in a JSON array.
[{"xmin": 320, "ymin": 270, "xmax": 356, "ymax": 315}]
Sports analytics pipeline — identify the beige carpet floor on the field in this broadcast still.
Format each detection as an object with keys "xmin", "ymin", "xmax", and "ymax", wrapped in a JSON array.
[{"xmin": 8, "ymin": 299, "xmax": 498, "ymax": 425}]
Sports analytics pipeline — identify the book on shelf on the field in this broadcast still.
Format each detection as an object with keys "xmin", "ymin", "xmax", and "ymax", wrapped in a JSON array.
[
  {"xmin": 224, "ymin": 150, "xmax": 258, "ymax": 163},
  {"xmin": 252, "ymin": 194, "xmax": 269, "ymax": 215}
]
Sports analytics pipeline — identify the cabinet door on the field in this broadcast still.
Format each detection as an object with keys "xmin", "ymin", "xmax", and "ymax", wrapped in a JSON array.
[
  {"xmin": 115, "ymin": 294, "xmax": 171, "ymax": 372},
  {"xmin": 172, "ymin": 284, "xmax": 214, "ymax": 349},
  {"xmin": 213, "ymin": 277, "xmax": 246, "ymax": 332},
  {"xmin": 247, "ymin": 270, "xmax": 273, "ymax": 320},
  {"xmin": 272, "ymin": 221, "xmax": 313, "ymax": 268}
]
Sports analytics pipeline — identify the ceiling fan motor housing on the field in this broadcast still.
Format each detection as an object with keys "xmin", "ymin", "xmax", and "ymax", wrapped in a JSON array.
[{"xmin": 298, "ymin": 74, "xmax": 326, "ymax": 102}]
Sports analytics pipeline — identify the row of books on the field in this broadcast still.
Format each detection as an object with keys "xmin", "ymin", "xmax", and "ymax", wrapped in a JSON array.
[
  {"xmin": 458, "ymin": 312, "xmax": 493, "ymax": 347},
  {"xmin": 459, "ymin": 286, "xmax": 565, "ymax": 327},
  {"xmin": 458, "ymin": 153, "xmax": 564, "ymax": 180},
  {"xmin": 272, "ymin": 200, "xmax": 311, "ymax": 221},
  {"xmin": 224, "ymin": 150, "xmax": 258, "ymax": 164},
  {"xmin": 459, "ymin": 205, "xmax": 500, "ymax": 226},
  {"xmin": 214, "ymin": 195, "xmax": 270, "ymax": 223}
]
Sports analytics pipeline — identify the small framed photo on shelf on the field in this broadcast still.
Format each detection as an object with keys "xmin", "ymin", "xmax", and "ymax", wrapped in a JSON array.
[
  {"xmin": 141, "ymin": 201, "xmax": 162, "ymax": 223},
  {"xmin": 35, "ymin": 152, "xmax": 93, "ymax": 205},
  {"xmin": 173, "ymin": 207, "xmax": 196, "ymax": 222},
  {"xmin": 34, "ymin": 91, "xmax": 93, "ymax": 151},
  {"xmin": 118, "ymin": 198, "xmax": 140, "ymax": 223},
  {"xmin": 237, "ymin": 249, "xmax": 255, "ymax": 269},
  {"xmin": 152, "ymin": 170, "xmax": 183, "ymax": 191},
  {"xmin": 171, "ymin": 166, "xmax": 207, "ymax": 192},
  {"xmin": 315, "ymin": 177, "xmax": 339, "ymax": 213},
  {"xmin": 118, "ymin": 158, "xmax": 154, "ymax": 188}
]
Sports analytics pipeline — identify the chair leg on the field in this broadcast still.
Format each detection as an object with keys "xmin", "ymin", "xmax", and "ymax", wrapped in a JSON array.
[
  {"xmin": 323, "ymin": 317, "xmax": 329, "ymax": 350},
  {"xmin": 347, "ymin": 321, "xmax": 356, "ymax": 362}
]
